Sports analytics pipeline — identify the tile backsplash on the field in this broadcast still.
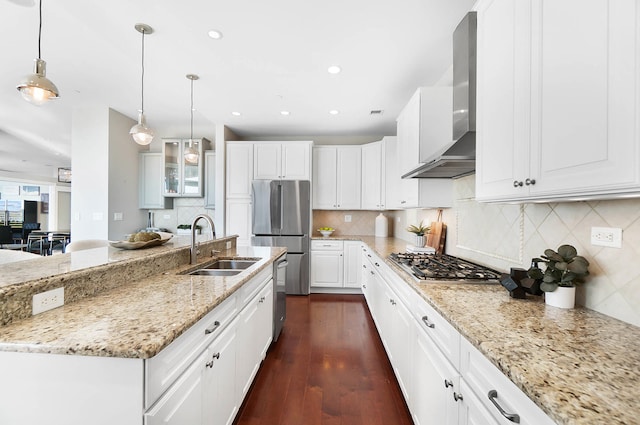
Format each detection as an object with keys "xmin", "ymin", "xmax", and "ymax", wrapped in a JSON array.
[
  {"xmin": 312, "ymin": 210, "xmax": 394, "ymax": 238},
  {"xmin": 393, "ymin": 175, "xmax": 640, "ymax": 327}
]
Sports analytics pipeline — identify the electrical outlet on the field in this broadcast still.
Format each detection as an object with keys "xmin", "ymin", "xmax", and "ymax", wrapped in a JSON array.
[
  {"xmin": 32, "ymin": 287, "xmax": 64, "ymax": 315},
  {"xmin": 113, "ymin": 212, "xmax": 123, "ymax": 221},
  {"xmin": 345, "ymin": 215, "xmax": 352, "ymax": 223},
  {"xmin": 163, "ymin": 214, "xmax": 171, "ymax": 219},
  {"xmin": 591, "ymin": 227, "xmax": 622, "ymax": 248}
]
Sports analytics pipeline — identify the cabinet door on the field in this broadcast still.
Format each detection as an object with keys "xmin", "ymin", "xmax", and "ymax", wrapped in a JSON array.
[
  {"xmin": 361, "ymin": 142, "xmax": 383, "ymax": 209},
  {"xmin": 144, "ymin": 351, "xmax": 206, "ymax": 425},
  {"xmin": 396, "ymin": 99, "xmax": 420, "ymax": 208},
  {"xmin": 163, "ymin": 139, "xmax": 182, "ymax": 197},
  {"xmin": 312, "ymin": 147, "xmax": 338, "ymax": 209},
  {"xmin": 411, "ymin": 320, "xmax": 459, "ymax": 425},
  {"xmin": 475, "ymin": 0, "xmax": 531, "ymax": 201},
  {"xmin": 203, "ymin": 319, "xmax": 238, "ymax": 425},
  {"xmin": 343, "ymin": 241, "xmax": 362, "ymax": 288},
  {"xmin": 182, "ymin": 139, "xmax": 204, "ymax": 197},
  {"xmin": 204, "ymin": 151, "xmax": 216, "ymax": 209},
  {"xmin": 336, "ymin": 146, "xmax": 361, "ymax": 209},
  {"xmin": 253, "ymin": 143, "xmax": 282, "ymax": 180},
  {"xmin": 528, "ymin": 0, "xmax": 639, "ymax": 197},
  {"xmin": 226, "ymin": 199, "xmax": 252, "ymax": 247},
  {"xmin": 311, "ymin": 250, "xmax": 344, "ymax": 287},
  {"xmin": 458, "ymin": 380, "xmax": 500, "ymax": 425},
  {"xmin": 236, "ymin": 280, "xmax": 273, "ymax": 401},
  {"xmin": 281, "ymin": 142, "xmax": 311, "ymax": 180},
  {"xmin": 226, "ymin": 143, "xmax": 254, "ymax": 198},
  {"xmin": 139, "ymin": 153, "xmax": 173, "ymax": 209}
]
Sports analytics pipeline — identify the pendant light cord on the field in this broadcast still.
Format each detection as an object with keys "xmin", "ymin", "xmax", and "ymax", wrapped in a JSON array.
[
  {"xmin": 37, "ymin": 0, "xmax": 42, "ymax": 59},
  {"xmin": 140, "ymin": 29, "xmax": 146, "ymax": 114},
  {"xmin": 190, "ymin": 77, "xmax": 194, "ymax": 141}
]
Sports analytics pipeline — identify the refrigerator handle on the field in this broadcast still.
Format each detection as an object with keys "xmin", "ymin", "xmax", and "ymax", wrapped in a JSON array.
[{"xmin": 275, "ymin": 182, "xmax": 283, "ymax": 231}]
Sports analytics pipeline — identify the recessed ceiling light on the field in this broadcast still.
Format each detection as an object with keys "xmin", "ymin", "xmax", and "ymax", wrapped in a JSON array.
[
  {"xmin": 231, "ymin": 111, "xmax": 241, "ymax": 116},
  {"xmin": 329, "ymin": 110, "xmax": 339, "ymax": 115},
  {"xmin": 208, "ymin": 29, "xmax": 223, "ymax": 39},
  {"xmin": 327, "ymin": 65, "xmax": 341, "ymax": 74},
  {"xmin": 280, "ymin": 111, "xmax": 290, "ymax": 116}
]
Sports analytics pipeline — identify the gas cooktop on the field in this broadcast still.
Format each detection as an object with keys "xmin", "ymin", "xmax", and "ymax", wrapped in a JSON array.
[{"xmin": 389, "ymin": 252, "xmax": 502, "ymax": 282}]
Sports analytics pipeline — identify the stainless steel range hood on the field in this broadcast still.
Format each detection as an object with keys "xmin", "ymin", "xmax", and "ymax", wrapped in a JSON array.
[{"xmin": 403, "ymin": 11, "xmax": 477, "ymax": 179}]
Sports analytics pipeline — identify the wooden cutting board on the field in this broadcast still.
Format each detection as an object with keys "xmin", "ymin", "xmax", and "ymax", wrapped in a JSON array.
[{"xmin": 426, "ymin": 221, "xmax": 446, "ymax": 255}]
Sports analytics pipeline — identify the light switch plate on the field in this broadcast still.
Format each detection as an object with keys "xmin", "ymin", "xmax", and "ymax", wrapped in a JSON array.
[
  {"xmin": 345, "ymin": 215, "xmax": 352, "ymax": 223},
  {"xmin": 591, "ymin": 227, "xmax": 622, "ymax": 248}
]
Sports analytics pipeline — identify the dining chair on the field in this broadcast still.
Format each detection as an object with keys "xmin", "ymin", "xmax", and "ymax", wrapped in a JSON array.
[{"xmin": 0, "ymin": 225, "xmax": 14, "ymax": 248}]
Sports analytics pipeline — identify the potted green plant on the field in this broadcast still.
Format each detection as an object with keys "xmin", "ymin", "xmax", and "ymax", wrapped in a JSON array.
[
  {"xmin": 407, "ymin": 223, "xmax": 430, "ymax": 247},
  {"xmin": 527, "ymin": 244, "xmax": 590, "ymax": 308},
  {"xmin": 177, "ymin": 224, "xmax": 203, "ymax": 235}
]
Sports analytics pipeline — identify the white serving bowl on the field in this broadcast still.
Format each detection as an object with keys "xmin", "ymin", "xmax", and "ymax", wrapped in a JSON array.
[{"xmin": 319, "ymin": 230, "xmax": 334, "ymax": 238}]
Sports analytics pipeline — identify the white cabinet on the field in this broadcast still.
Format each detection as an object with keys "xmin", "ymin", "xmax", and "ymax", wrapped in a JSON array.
[
  {"xmin": 139, "ymin": 152, "xmax": 173, "ymax": 209},
  {"xmin": 253, "ymin": 141, "xmax": 312, "ymax": 180},
  {"xmin": 162, "ymin": 138, "xmax": 210, "ymax": 197},
  {"xmin": 412, "ymin": 319, "xmax": 460, "ymax": 425},
  {"xmin": 226, "ymin": 142, "xmax": 254, "ymax": 199},
  {"xmin": 394, "ymin": 88, "xmax": 454, "ymax": 209},
  {"xmin": 204, "ymin": 151, "xmax": 216, "ymax": 209},
  {"xmin": 476, "ymin": 0, "xmax": 640, "ymax": 202},
  {"xmin": 343, "ymin": 241, "xmax": 362, "ymax": 288},
  {"xmin": 458, "ymin": 380, "xmax": 501, "ymax": 425},
  {"xmin": 361, "ymin": 141, "xmax": 385, "ymax": 209},
  {"xmin": 312, "ymin": 146, "xmax": 361, "ymax": 209},
  {"xmin": 310, "ymin": 240, "xmax": 344, "ymax": 288},
  {"xmin": 225, "ymin": 199, "xmax": 252, "ymax": 247},
  {"xmin": 236, "ymin": 275, "xmax": 273, "ymax": 401}
]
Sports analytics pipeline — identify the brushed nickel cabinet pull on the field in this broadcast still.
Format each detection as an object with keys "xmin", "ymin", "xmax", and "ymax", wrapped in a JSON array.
[{"xmin": 488, "ymin": 390, "xmax": 520, "ymax": 423}]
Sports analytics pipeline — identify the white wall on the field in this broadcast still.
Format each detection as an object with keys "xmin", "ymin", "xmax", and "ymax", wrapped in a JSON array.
[{"xmin": 71, "ymin": 107, "xmax": 147, "ymax": 241}]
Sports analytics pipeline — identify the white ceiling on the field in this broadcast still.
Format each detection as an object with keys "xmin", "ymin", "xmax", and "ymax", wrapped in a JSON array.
[{"xmin": 0, "ymin": 0, "xmax": 475, "ymax": 181}]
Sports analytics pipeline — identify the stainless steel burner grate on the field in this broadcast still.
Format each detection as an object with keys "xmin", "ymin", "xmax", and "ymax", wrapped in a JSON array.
[{"xmin": 389, "ymin": 253, "xmax": 501, "ymax": 282}]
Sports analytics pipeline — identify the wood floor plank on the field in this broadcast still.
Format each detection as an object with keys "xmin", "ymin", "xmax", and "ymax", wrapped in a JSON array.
[{"xmin": 234, "ymin": 294, "xmax": 413, "ymax": 425}]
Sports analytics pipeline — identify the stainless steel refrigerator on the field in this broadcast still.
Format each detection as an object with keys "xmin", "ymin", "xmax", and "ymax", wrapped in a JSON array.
[{"xmin": 250, "ymin": 180, "xmax": 310, "ymax": 295}]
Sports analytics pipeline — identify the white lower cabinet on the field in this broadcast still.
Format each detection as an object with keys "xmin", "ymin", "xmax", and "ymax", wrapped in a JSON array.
[
  {"xmin": 311, "ymin": 240, "xmax": 362, "ymax": 291},
  {"xmin": 412, "ymin": 318, "xmax": 460, "ymax": 425},
  {"xmin": 360, "ymin": 243, "xmax": 557, "ymax": 425}
]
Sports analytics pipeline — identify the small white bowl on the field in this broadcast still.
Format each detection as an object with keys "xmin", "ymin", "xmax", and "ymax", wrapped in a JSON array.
[{"xmin": 319, "ymin": 230, "xmax": 334, "ymax": 238}]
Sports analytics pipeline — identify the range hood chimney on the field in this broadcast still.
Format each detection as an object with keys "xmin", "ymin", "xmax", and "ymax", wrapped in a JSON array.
[{"xmin": 402, "ymin": 11, "xmax": 477, "ymax": 179}]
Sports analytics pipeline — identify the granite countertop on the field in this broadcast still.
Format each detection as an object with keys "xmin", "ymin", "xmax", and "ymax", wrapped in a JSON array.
[
  {"xmin": 0, "ymin": 243, "xmax": 286, "ymax": 359},
  {"xmin": 355, "ymin": 235, "xmax": 640, "ymax": 425}
]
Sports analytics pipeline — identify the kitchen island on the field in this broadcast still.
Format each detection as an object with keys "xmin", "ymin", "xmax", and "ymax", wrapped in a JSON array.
[{"xmin": 0, "ymin": 235, "xmax": 286, "ymax": 425}]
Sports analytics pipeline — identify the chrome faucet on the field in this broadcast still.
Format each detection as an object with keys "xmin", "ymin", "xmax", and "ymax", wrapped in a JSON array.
[{"xmin": 190, "ymin": 214, "xmax": 216, "ymax": 264}]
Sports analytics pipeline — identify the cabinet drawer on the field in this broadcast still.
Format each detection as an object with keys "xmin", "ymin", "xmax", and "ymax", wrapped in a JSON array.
[
  {"xmin": 412, "ymin": 294, "xmax": 460, "ymax": 370},
  {"xmin": 145, "ymin": 293, "xmax": 238, "ymax": 409},
  {"xmin": 311, "ymin": 240, "xmax": 343, "ymax": 251},
  {"xmin": 460, "ymin": 338, "xmax": 556, "ymax": 425},
  {"xmin": 237, "ymin": 268, "xmax": 272, "ymax": 307}
]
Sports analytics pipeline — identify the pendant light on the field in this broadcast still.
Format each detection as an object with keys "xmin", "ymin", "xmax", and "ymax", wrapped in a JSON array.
[
  {"xmin": 130, "ymin": 23, "xmax": 154, "ymax": 146},
  {"xmin": 184, "ymin": 74, "xmax": 199, "ymax": 164},
  {"xmin": 16, "ymin": 0, "xmax": 59, "ymax": 105}
]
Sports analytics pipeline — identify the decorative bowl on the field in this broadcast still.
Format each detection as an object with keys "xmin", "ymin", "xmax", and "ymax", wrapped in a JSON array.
[{"xmin": 319, "ymin": 230, "xmax": 334, "ymax": 238}]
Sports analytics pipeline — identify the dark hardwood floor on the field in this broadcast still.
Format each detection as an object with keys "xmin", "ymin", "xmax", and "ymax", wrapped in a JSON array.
[{"xmin": 234, "ymin": 294, "xmax": 414, "ymax": 425}]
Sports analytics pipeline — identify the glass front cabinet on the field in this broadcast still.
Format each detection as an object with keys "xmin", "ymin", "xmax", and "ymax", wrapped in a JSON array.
[{"xmin": 162, "ymin": 138, "xmax": 211, "ymax": 197}]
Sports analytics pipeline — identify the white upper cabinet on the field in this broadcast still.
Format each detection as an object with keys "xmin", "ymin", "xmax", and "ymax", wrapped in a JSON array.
[
  {"xmin": 139, "ymin": 152, "xmax": 173, "ymax": 209},
  {"xmin": 476, "ymin": 0, "xmax": 640, "ymax": 202},
  {"xmin": 253, "ymin": 142, "xmax": 312, "ymax": 180},
  {"xmin": 361, "ymin": 141, "xmax": 385, "ymax": 210},
  {"xmin": 226, "ymin": 142, "xmax": 254, "ymax": 199},
  {"xmin": 204, "ymin": 151, "xmax": 216, "ymax": 209},
  {"xmin": 312, "ymin": 146, "xmax": 361, "ymax": 209},
  {"xmin": 162, "ymin": 138, "xmax": 210, "ymax": 197}
]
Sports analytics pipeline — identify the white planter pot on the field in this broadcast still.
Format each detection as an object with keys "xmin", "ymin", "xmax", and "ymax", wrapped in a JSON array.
[
  {"xmin": 414, "ymin": 235, "xmax": 425, "ymax": 248},
  {"xmin": 545, "ymin": 286, "xmax": 576, "ymax": 309}
]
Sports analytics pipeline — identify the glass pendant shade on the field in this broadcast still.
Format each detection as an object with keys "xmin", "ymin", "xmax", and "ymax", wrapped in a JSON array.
[
  {"xmin": 184, "ymin": 142, "xmax": 199, "ymax": 164},
  {"xmin": 130, "ymin": 112, "xmax": 154, "ymax": 145}
]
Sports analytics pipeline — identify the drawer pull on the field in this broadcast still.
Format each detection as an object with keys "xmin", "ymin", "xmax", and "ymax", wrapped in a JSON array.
[
  {"xmin": 204, "ymin": 320, "xmax": 221, "ymax": 335},
  {"xmin": 453, "ymin": 392, "xmax": 463, "ymax": 402},
  {"xmin": 421, "ymin": 316, "xmax": 435, "ymax": 329},
  {"xmin": 444, "ymin": 379, "xmax": 453, "ymax": 388},
  {"xmin": 488, "ymin": 390, "xmax": 520, "ymax": 423}
]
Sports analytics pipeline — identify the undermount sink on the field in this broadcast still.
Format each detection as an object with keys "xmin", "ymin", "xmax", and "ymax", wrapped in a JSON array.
[
  {"xmin": 188, "ymin": 269, "xmax": 243, "ymax": 276},
  {"xmin": 185, "ymin": 258, "xmax": 260, "ymax": 276}
]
